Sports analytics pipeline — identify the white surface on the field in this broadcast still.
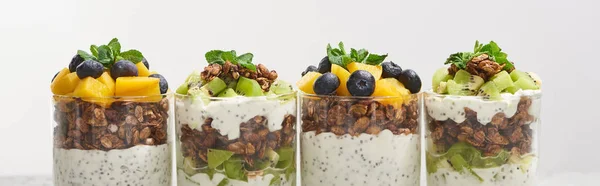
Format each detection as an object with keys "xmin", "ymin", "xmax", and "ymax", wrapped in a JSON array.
[{"xmin": 0, "ymin": 0, "xmax": 599, "ymax": 183}]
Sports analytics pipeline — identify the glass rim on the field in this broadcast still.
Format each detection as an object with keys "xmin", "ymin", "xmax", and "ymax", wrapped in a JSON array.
[
  {"xmin": 299, "ymin": 91, "xmax": 420, "ymax": 100},
  {"xmin": 174, "ymin": 91, "xmax": 297, "ymax": 100},
  {"xmin": 424, "ymin": 89, "xmax": 542, "ymax": 99},
  {"xmin": 52, "ymin": 93, "xmax": 172, "ymax": 99}
]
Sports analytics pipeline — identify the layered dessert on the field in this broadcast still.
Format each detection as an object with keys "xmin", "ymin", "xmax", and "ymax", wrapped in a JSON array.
[
  {"xmin": 174, "ymin": 50, "xmax": 297, "ymax": 186},
  {"xmin": 297, "ymin": 42, "xmax": 422, "ymax": 186},
  {"xmin": 51, "ymin": 38, "xmax": 172, "ymax": 185},
  {"xmin": 425, "ymin": 41, "xmax": 542, "ymax": 186}
]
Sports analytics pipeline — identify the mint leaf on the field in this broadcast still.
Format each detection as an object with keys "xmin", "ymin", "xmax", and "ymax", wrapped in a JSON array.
[
  {"xmin": 238, "ymin": 60, "xmax": 256, "ymax": 71},
  {"xmin": 276, "ymin": 147, "xmax": 294, "ymax": 162},
  {"xmin": 206, "ymin": 50, "xmax": 225, "ymax": 64},
  {"xmin": 120, "ymin": 49, "xmax": 144, "ymax": 63},
  {"xmin": 207, "ymin": 149, "xmax": 234, "ymax": 169},
  {"xmin": 357, "ymin": 49, "xmax": 369, "ymax": 62},
  {"xmin": 221, "ymin": 50, "xmax": 237, "ymax": 64},
  {"xmin": 108, "ymin": 38, "xmax": 121, "ymax": 56},
  {"xmin": 223, "ymin": 156, "xmax": 248, "ymax": 181},
  {"xmin": 338, "ymin": 42, "xmax": 346, "ymax": 55},
  {"xmin": 364, "ymin": 53, "xmax": 388, "ymax": 65},
  {"xmin": 350, "ymin": 48, "xmax": 358, "ymax": 61},
  {"xmin": 77, "ymin": 50, "xmax": 96, "ymax": 61},
  {"xmin": 97, "ymin": 45, "xmax": 114, "ymax": 67},
  {"xmin": 90, "ymin": 45, "xmax": 99, "ymax": 57},
  {"xmin": 327, "ymin": 44, "xmax": 346, "ymax": 67},
  {"xmin": 237, "ymin": 53, "xmax": 253, "ymax": 63}
]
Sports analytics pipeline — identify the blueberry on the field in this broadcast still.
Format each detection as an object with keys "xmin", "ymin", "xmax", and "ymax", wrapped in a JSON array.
[
  {"xmin": 69, "ymin": 54, "xmax": 85, "ymax": 72},
  {"xmin": 52, "ymin": 71, "xmax": 59, "ymax": 82},
  {"xmin": 313, "ymin": 72, "xmax": 339, "ymax": 95},
  {"xmin": 76, "ymin": 60, "xmax": 104, "ymax": 79},
  {"xmin": 397, "ymin": 69, "xmax": 421, "ymax": 94},
  {"xmin": 381, "ymin": 61, "xmax": 402, "ymax": 78},
  {"xmin": 301, "ymin": 65, "xmax": 318, "ymax": 77},
  {"xmin": 142, "ymin": 57, "xmax": 150, "ymax": 69},
  {"xmin": 149, "ymin": 74, "xmax": 169, "ymax": 94},
  {"xmin": 110, "ymin": 60, "xmax": 138, "ymax": 79},
  {"xmin": 317, "ymin": 56, "xmax": 331, "ymax": 73},
  {"xmin": 347, "ymin": 70, "xmax": 375, "ymax": 96}
]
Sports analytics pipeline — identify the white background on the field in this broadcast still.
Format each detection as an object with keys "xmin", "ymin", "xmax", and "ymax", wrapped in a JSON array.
[{"xmin": 0, "ymin": 0, "xmax": 599, "ymax": 183}]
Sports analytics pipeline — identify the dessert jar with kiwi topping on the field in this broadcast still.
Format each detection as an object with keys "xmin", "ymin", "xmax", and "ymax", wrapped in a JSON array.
[
  {"xmin": 426, "ymin": 41, "xmax": 542, "ymax": 186},
  {"xmin": 297, "ymin": 42, "xmax": 422, "ymax": 186},
  {"xmin": 174, "ymin": 50, "xmax": 298, "ymax": 186},
  {"xmin": 51, "ymin": 38, "xmax": 172, "ymax": 186}
]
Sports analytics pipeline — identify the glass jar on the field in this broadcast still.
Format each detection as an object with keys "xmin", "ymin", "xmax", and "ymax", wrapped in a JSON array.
[
  {"xmin": 424, "ymin": 91, "xmax": 541, "ymax": 186},
  {"xmin": 174, "ymin": 92, "xmax": 297, "ymax": 186},
  {"xmin": 52, "ymin": 94, "xmax": 173, "ymax": 186},
  {"xmin": 299, "ymin": 93, "xmax": 421, "ymax": 186}
]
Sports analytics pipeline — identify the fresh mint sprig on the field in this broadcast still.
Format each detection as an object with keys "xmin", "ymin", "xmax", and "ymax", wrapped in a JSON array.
[
  {"xmin": 444, "ymin": 40, "xmax": 514, "ymax": 71},
  {"xmin": 205, "ymin": 50, "xmax": 256, "ymax": 71},
  {"xmin": 77, "ymin": 38, "xmax": 145, "ymax": 68},
  {"xmin": 327, "ymin": 42, "xmax": 388, "ymax": 68}
]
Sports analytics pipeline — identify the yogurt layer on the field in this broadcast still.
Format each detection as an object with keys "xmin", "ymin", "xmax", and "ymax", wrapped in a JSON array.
[
  {"xmin": 53, "ymin": 144, "xmax": 171, "ymax": 186},
  {"xmin": 301, "ymin": 130, "xmax": 420, "ymax": 186},
  {"xmin": 176, "ymin": 97, "xmax": 296, "ymax": 140},
  {"xmin": 428, "ymin": 158, "xmax": 538, "ymax": 186},
  {"xmin": 425, "ymin": 90, "xmax": 542, "ymax": 124},
  {"xmin": 177, "ymin": 170, "xmax": 294, "ymax": 186}
]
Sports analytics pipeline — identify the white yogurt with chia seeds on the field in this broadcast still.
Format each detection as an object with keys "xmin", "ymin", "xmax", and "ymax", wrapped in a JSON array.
[
  {"xmin": 425, "ymin": 90, "xmax": 542, "ymax": 124},
  {"xmin": 175, "ymin": 96, "xmax": 296, "ymax": 140},
  {"xmin": 428, "ymin": 157, "xmax": 538, "ymax": 186},
  {"xmin": 53, "ymin": 144, "xmax": 171, "ymax": 186},
  {"xmin": 301, "ymin": 130, "xmax": 420, "ymax": 186}
]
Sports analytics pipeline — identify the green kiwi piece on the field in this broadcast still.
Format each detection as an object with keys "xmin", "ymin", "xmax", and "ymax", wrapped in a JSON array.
[
  {"xmin": 446, "ymin": 70, "xmax": 484, "ymax": 96},
  {"xmin": 509, "ymin": 69, "xmax": 529, "ymax": 81},
  {"xmin": 176, "ymin": 71, "xmax": 203, "ymax": 95},
  {"xmin": 447, "ymin": 80, "xmax": 472, "ymax": 96},
  {"xmin": 436, "ymin": 81, "xmax": 448, "ymax": 94},
  {"xmin": 218, "ymin": 88, "xmax": 239, "ymax": 97},
  {"xmin": 432, "ymin": 68, "xmax": 453, "ymax": 90},
  {"xmin": 189, "ymin": 77, "xmax": 227, "ymax": 97},
  {"xmin": 477, "ymin": 81, "xmax": 501, "ymax": 99},
  {"xmin": 235, "ymin": 77, "xmax": 264, "ymax": 97},
  {"xmin": 514, "ymin": 77, "xmax": 538, "ymax": 90},
  {"xmin": 269, "ymin": 80, "xmax": 293, "ymax": 95},
  {"xmin": 176, "ymin": 83, "xmax": 189, "ymax": 95},
  {"xmin": 490, "ymin": 71, "xmax": 514, "ymax": 91},
  {"xmin": 505, "ymin": 85, "xmax": 520, "ymax": 94}
]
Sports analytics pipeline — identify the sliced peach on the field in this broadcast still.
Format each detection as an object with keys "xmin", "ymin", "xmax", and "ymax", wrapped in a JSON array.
[
  {"xmin": 115, "ymin": 77, "xmax": 161, "ymax": 102},
  {"xmin": 347, "ymin": 62, "xmax": 383, "ymax": 80},
  {"xmin": 136, "ymin": 62, "xmax": 151, "ymax": 77},
  {"xmin": 51, "ymin": 72, "xmax": 80, "ymax": 95},
  {"xmin": 96, "ymin": 72, "xmax": 115, "ymax": 95},
  {"xmin": 331, "ymin": 64, "xmax": 351, "ymax": 96},
  {"xmin": 372, "ymin": 78, "xmax": 411, "ymax": 105},
  {"xmin": 73, "ymin": 77, "xmax": 113, "ymax": 107},
  {"xmin": 296, "ymin": 72, "xmax": 321, "ymax": 94}
]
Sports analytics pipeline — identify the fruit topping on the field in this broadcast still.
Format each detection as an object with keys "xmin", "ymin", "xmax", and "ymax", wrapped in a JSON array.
[
  {"xmin": 297, "ymin": 72, "xmax": 321, "ymax": 94},
  {"xmin": 235, "ymin": 77, "xmax": 264, "ymax": 97},
  {"xmin": 297, "ymin": 42, "xmax": 422, "ymax": 97},
  {"xmin": 115, "ymin": 77, "xmax": 161, "ymax": 97},
  {"xmin": 149, "ymin": 74, "xmax": 169, "ymax": 94},
  {"xmin": 218, "ymin": 88, "xmax": 239, "ymax": 97},
  {"xmin": 189, "ymin": 77, "xmax": 227, "ymax": 97},
  {"xmin": 73, "ymin": 77, "xmax": 112, "ymax": 98},
  {"xmin": 97, "ymin": 72, "xmax": 115, "ymax": 94},
  {"xmin": 52, "ymin": 71, "xmax": 60, "ymax": 83},
  {"xmin": 396, "ymin": 69, "xmax": 422, "ymax": 94},
  {"xmin": 269, "ymin": 80, "xmax": 294, "ymax": 95},
  {"xmin": 136, "ymin": 61, "xmax": 151, "ymax": 77},
  {"xmin": 52, "ymin": 72, "xmax": 81, "ymax": 95},
  {"xmin": 76, "ymin": 60, "xmax": 104, "ymax": 79},
  {"xmin": 110, "ymin": 60, "xmax": 138, "ymax": 79},
  {"xmin": 301, "ymin": 65, "xmax": 318, "ymax": 77},
  {"xmin": 347, "ymin": 70, "xmax": 375, "ymax": 96},
  {"xmin": 436, "ymin": 40, "xmax": 541, "ymax": 98},
  {"xmin": 68, "ymin": 54, "xmax": 85, "ymax": 72},
  {"xmin": 317, "ymin": 56, "xmax": 331, "ymax": 73},
  {"xmin": 313, "ymin": 72, "xmax": 340, "ymax": 95},
  {"xmin": 381, "ymin": 61, "xmax": 402, "ymax": 78}
]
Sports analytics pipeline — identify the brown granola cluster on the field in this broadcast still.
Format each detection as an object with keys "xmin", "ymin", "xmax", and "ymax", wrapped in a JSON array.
[
  {"xmin": 448, "ymin": 54, "xmax": 514, "ymax": 81},
  {"xmin": 53, "ymin": 98, "xmax": 170, "ymax": 150},
  {"xmin": 428, "ymin": 97, "xmax": 535, "ymax": 157},
  {"xmin": 200, "ymin": 62, "xmax": 278, "ymax": 92},
  {"xmin": 180, "ymin": 115, "xmax": 296, "ymax": 169},
  {"xmin": 301, "ymin": 97, "xmax": 419, "ymax": 136}
]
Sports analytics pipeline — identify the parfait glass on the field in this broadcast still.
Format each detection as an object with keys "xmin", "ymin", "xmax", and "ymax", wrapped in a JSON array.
[
  {"xmin": 52, "ymin": 94, "xmax": 173, "ymax": 186},
  {"xmin": 174, "ymin": 92, "xmax": 297, "ymax": 186},
  {"xmin": 424, "ymin": 91, "xmax": 541, "ymax": 186},
  {"xmin": 299, "ymin": 93, "xmax": 421, "ymax": 186}
]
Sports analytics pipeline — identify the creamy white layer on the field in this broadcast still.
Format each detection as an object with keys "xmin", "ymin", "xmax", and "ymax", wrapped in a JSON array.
[
  {"xmin": 53, "ymin": 144, "xmax": 171, "ymax": 186},
  {"xmin": 425, "ymin": 90, "xmax": 541, "ymax": 124},
  {"xmin": 301, "ymin": 130, "xmax": 420, "ymax": 186},
  {"xmin": 428, "ymin": 158, "xmax": 537, "ymax": 186},
  {"xmin": 175, "ymin": 97, "xmax": 296, "ymax": 140},
  {"xmin": 176, "ymin": 170, "xmax": 294, "ymax": 186}
]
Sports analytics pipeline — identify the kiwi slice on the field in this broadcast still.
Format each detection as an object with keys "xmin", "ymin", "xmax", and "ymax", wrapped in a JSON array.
[
  {"xmin": 490, "ymin": 71, "xmax": 514, "ymax": 91},
  {"xmin": 510, "ymin": 70, "xmax": 529, "ymax": 81},
  {"xmin": 527, "ymin": 72, "xmax": 542, "ymax": 87},
  {"xmin": 505, "ymin": 85, "xmax": 520, "ymax": 94},
  {"xmin": 446, "ymin": 70, "xmax": 484, "ymax": 96},
  {"xmin": 176, "ymin": 71, "xmax": 203, "ymax": 95},
  {"xmin": 477, "ymin": 81, "xmax": 501, "ymax": 99},
  {"xmin": 436, "ymin": 81, "xmax": 448, "ymax": 94},
  {"xmin": 269, "ymin": 80, "xmax": 293, "ymax": 95},
  {"xmin": 235, "ymin": 77, "xmax": 264, "ymax": 97},
  {"xmin": 188, "ymin": 77, "xmax": 227, "ymax": 97},
  {"xmin": 218, "ymin": 88, "xmax": 239, "ymax": 97},
  {"xmin": 432, "ymin": 68, "xmax": 453, "ymax": 90}
]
